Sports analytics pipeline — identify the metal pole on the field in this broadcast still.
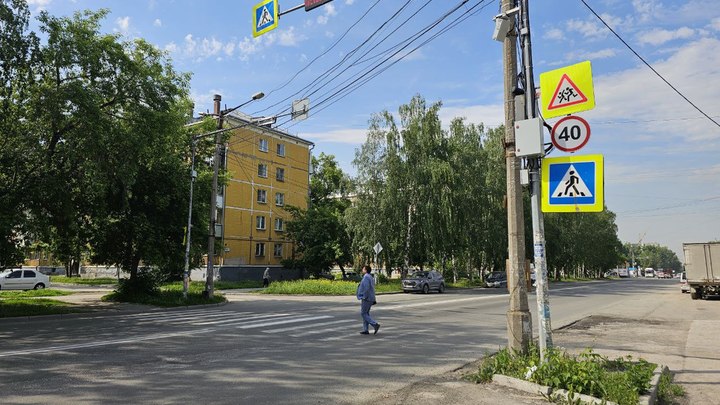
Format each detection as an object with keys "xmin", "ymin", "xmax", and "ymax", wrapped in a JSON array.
[
  {"xmin": 502, "ymin": 0, "xmax": 532, "ymax": 354},
  {"xmin": 183, "ymin": 140, "xmax": 197, "ymax": 299},
  {"xmin": 205, "ymin": 94, "xmax": 222, "ymax": 299},
  {"xmin": 519, "ymin": 0, "xmax": 553, "ymax": 361}
]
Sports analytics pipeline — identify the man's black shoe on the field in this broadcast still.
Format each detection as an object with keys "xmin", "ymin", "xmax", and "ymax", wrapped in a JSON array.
[
  {"xmin": 373, "ymin": 323, "xmax": 380, "ymax": 335},
  {"xmin": 359, "ymin": 331, "xmax": 370, "ymax": 335}
]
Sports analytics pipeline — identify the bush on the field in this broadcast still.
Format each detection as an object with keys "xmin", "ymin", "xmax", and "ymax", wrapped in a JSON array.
[
  {"xmin": 115, "ymin": 270, "xmax": 162, "ymax": 299},
  {"xmin": 469, "ymin": 345, "xmax": 656, "ymax": 405}
]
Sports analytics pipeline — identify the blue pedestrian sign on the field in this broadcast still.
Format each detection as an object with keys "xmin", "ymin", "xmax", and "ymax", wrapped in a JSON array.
[
  {"xmin": 541, "ymin": 154, "xmax": 604, "ymax": 213},
  {"xmin": 253, "ymin": 0, "xmax": 278, "ymax": 38}
]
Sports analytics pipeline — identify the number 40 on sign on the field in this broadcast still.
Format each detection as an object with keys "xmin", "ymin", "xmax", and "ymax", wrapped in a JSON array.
[{"xmin": 551, "ymin": 115, "xmax": 591, "ymax": 153}]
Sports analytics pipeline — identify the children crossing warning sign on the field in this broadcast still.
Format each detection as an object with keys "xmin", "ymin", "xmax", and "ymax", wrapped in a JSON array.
[
  {"xmin": 541, "ymin": 154, "xmax": 604, "ymax": 213},
  {"xmin": 547, "ymin": 75, "xmax": 588, "ymax": 111},
  {"xmin": 540, "ymin": 61, "xmax": 595, "ymax": 119}
]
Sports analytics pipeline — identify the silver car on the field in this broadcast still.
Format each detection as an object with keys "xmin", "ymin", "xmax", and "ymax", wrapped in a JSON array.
[
  {"xmin": 402, "ymin": 270, "xmax": 445, "ymax": 294},
  {"xmin": 0, "ymin": 269, "xmax": 51, "ymax": 290}
]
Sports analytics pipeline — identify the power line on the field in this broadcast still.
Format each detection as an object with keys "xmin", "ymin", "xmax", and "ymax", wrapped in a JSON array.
[
  {"xmin": 579, "ymin": 0, "xmax": 720, "ymax": 129},
  {"xmin": 253, "ymin": 0, "xmax": 406, "ymax": 115},
  {"xmin": 277, "ymin": 0, "xmax": 491, "ymax": 129}
]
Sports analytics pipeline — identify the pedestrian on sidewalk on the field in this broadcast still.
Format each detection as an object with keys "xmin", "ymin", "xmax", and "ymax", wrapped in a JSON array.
[
  {"xmin": 356, "ymin": 265, "xmax": 380, "ymax": 335},
  {"xmin": 263, "ymin": 267, "xmax": 270, "ymax": 288}
]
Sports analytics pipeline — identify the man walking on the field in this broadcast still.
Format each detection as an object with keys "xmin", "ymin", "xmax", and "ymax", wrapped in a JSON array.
[
  {"xmin": 356, "ymin": 265, "xmax": 380, "ymax": 335},
  {"xmin": 263, "ymin": 267, "xmax": 270, "ymax": 288}
]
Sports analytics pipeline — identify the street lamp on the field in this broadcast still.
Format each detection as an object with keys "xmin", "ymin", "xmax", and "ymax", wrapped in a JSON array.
[{"xmin": 182, "ymin": 91, "xmax": 265, "ymax": 299}]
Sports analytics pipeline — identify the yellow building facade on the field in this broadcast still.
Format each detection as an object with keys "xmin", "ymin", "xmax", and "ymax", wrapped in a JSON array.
[{"xmin": 219, "ymin": 115, "xmax": 313, "ymax": 267}]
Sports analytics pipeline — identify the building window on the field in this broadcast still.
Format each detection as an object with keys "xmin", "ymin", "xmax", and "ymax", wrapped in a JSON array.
[
  {"xmin": 259, "ymin": 138, "xmax": 268, "ymax": 152},
  {"xmin": 275, "ymin": 218, "xmax": 284, "ymax": 232},
  {"xmin": 275, "ymin": 192, "xmax": 285, "ymax": 206},
  {"xmin": 257, "ymin": 189, "xmax": 267, "ymax": 204},
  {"xmin": 276, "ymin": 167, "xmax": 285, "ymax": 182},
  {"xmin": 274, "ymin": 243, "xmax": 283, "ymax": 257},
  {"xmin": 256, "ymin": 216, "xmax": 266, "ymax": 230},
  {"xmin": 277, "ymin": 143, "xmax": 285, "ymax": 157},
  {"xmin": 255, "ymin": 243, "xmax": 266, "ymax": 257},
  {"xmin": 258, "ymin": 163, "xmax": 268, "ymax": 178}
]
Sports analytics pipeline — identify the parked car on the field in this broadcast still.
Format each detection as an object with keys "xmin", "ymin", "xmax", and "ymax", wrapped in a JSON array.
[
  {"xmin": 485, "ymin": 271, "xmax": 507, "ymax": 288},
  {"xmin": 0, "ymin": 269, "xmax": 51, "ymax": 290},
  {"xmin": 401, "ymin": 270, "xmax": 445, "ymax": 294},
  {"xmin": 680, "ymin": 272, "xmax": 690, "ymax": 293},
  {"xmin": 342, "ymin": 271, "xmax": 362, "ymax": 282}
]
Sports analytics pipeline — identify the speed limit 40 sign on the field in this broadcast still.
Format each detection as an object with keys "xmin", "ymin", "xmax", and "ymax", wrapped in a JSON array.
[{"xmin": 551, "ymin": 115, "xmax": 590, "ymax": 153}]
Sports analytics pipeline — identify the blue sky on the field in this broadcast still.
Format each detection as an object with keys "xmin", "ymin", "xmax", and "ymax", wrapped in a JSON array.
[{"xmin": 28, "ymin": 0, "xmax": 720, "ymax": 257}]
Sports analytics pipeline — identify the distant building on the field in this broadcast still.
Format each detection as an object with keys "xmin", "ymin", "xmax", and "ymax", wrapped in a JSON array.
[{"xmin": 218, "ymin": 113, "xmax": 313, "ymax": 267}]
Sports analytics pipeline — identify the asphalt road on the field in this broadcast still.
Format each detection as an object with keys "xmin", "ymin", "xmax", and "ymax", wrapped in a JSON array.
[{"xmin": 0, "ymin": 278, "xmax": 679, "ymax": 404}]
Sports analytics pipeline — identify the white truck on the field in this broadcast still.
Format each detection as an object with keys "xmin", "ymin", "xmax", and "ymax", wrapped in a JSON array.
[{"xmin": 683, "ymin": 242, "xmax": 720, "ymax": 300}]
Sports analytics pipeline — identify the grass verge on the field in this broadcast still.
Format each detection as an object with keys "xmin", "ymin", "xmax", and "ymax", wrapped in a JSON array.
[
  {"xmin": 103, "ymin": 281, "xmax": 227, "ymax": 307},
  {"xmin": 259, "ymin": 279, "xmax": 402, "ymax": 295},
  {"xmin": 51, "ymin": 276, "xmax": 118, "ymax": 285},
  {"xmin": 467, "ymin": 345, "xmax": 655, "ymax": 405},
  {"xmin": 161, "ymin": 280, "xmax": 263, "ymax": 290},
  {"xmin": 657, "ymin": 371, "xmax": 685, "ymax": 405},
  {"xmin": 0, "ymin": 289, "xmax": 73, "ymax": 298},
  {"xmin": 447, "ymin": 279, "xmax": 485, "ymax": 288},
  {"xmin": 0, "ymin": 298, "xmax": 78, "ymax": 318}
]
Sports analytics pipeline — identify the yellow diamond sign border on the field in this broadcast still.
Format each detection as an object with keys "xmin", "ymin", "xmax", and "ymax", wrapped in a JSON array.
[
  {"xmin": 541, "ymin": 154, "xmax": 604, "ymax": 213},
  {"xmin": 253, "ymin": 0, "xmax": 278, "ymax": 38},
  {"xmin": 540, "ymin": 60, "xmax": 595, "ymax": 120}
]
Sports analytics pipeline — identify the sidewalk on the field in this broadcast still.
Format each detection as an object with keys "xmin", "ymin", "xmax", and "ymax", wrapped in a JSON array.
[{"xmin": 364, "ymin": 287, "xmax": 719, "ymax": 405}]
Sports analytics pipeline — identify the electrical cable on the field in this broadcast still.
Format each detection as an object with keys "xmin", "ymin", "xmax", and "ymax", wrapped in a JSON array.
[
  {"xmin": 254, "ymin": 0, "xmax": 409, "ymax": 115},
  {"xmin": 276, "ymin": 0, "xmax": 492, "ymax": 129},
  {"xmin": 579, "ymin": 0, "xmax": 720, "ymax": 129}
]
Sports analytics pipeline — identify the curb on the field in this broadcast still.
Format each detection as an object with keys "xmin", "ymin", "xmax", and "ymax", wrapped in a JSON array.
[
  {"xmin": 639, "ymin": 365, "xmax": 667, "ymax": 405},
  {"xmin": 492, "ymin": 364, "xmax": 667, "ymax": 405},
  {"xmin": 0, "ymin": 300, "xmax": 229, "ymax": 323}
]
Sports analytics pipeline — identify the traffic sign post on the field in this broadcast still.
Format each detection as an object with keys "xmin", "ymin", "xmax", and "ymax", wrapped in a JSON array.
[
  {"xmin": 551, "ymin": 115, "xmax": 591, "ymax": 152},
  {"xmin": 253, "ymin": 0, "xmax": 278, "ymax": 38},
  {"xmin": 541, "ymin": 154, "xmax": 604, "ymax": 213},
  {"xmin": 540, "ymin": 61, "xmax": 595, "ymax": 119}
]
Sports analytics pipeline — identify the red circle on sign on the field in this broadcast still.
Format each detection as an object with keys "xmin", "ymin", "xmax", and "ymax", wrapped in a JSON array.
[{"xmin": 551, "ymin": 115, "xmax": 591, "ymax": 153}]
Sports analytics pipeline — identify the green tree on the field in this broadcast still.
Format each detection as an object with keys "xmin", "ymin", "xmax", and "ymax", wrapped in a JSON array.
[
  {"xmin": 0, "ymin": 4, "xmax": 201, "ymax": 283},
  {"xmin": 0, "ymin": 0, "xmax": 40, "ymax": 267},
  {"xmin": 284, "ymin": 154, "xmax": 353, "ymax": 276}
]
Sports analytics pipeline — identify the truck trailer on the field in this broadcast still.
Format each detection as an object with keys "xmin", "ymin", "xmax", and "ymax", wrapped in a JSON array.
[{"xmin": 683, "ymin": 242, "xmax": 720, "ymax": 300}]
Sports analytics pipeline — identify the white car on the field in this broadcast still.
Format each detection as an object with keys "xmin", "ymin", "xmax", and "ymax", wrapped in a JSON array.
[{"xmin": 0, "ymin": 269, "xmax": 51, "ymax": 290}]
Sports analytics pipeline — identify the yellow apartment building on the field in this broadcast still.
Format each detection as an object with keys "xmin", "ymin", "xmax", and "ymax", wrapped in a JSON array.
[{"xmin": 219, "ymin": 113, "xmax": 313, "ymax": 268}]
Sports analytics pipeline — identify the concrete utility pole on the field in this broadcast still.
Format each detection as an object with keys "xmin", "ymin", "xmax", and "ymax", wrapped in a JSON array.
[
  {"xmin": 502, "ymin": 0, "xmax": 532, "ymax": 353},
  {"xmin": 205, "ymin": 94, "xmax": 223, "ymax": 299},
  {"xmin": 519, "ymin": 0, "xmax": 553, "ymax": 361},
  {"xmin": 183, "ymin": 140, "xmax": 197, "ymax": 299}
]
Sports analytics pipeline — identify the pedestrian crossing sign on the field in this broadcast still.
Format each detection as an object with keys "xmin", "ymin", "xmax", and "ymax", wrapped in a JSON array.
[
  {"xmin": 541, "ymin": 154, "xmax": 604, "ymax": 213},
  {"xmin": 253, "ymin": 0, "xmax": 278, "ymax": 38}
]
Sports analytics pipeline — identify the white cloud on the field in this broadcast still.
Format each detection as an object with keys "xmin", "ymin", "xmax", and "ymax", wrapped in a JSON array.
[
  {"xmin": 115, "ymin": 16, "xmax": 130, "ymax": 34},
  {"xmin": 710, "ymin": 17, "xmax": 720, "ymax": 31},
  {"xmin": 164, "ymin": 42, "xmax": 178, "ymax": 54},
  {"xmin": 345, "ymin": 0, "xmax": 355, "ymax": 4},
  {"xmin": 223, "ymin": 42, "xmax": 236, "ymax": 57},
  {"xmin": 303, "ymin": 129, "xmax": 369, "ymax": 144},
  {"xmin": 566, "ymin": 19, "xmax": 608, "ymax": 40},
  {"xmin": 637, "ymin": 27, "xmax": 696, "ymax": 46},
  {"xmin": 438, "ymin": 104, "xmax": 505, "ymax": 128},
  {"xmin": 277, "ymin": 26, "xmax": 305, "ymax": 46},
  {"xmin": 317, "ymin": 3, "xmax": 337, "ymax": 25},
  {"xmin": 565, "ymin": 48, "xmax": 617, "ymax": 61},
  {"xmin": 632, "ymin": 0, "xmax": 663, "ymax": 22},
  {"xmin": 543, "ymin": 28, "xmax": 564, "ymax": 41},
  {"xmin": 154, "ymin": 19, "xmax": 162, "ymax": 27},
  {"xmin": 26, "ymin": 0, "xmax": 51, "ymax": 11},
  {"xmin": 583, "ymin": 37, "xmax": 720, "ymax": 145}
]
